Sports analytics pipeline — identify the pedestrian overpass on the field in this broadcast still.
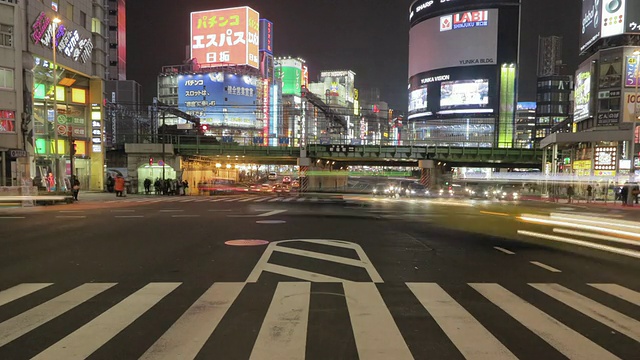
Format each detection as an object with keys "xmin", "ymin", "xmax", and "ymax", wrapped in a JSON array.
[{"xmin": 134, "ymin": 135, "xmax": 542, "ymax": 168}]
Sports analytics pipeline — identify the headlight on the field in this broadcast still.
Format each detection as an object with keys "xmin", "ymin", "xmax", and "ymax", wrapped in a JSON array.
[
  {"xmin": 503, "ymin": 192, "xmax": 507, "ymax": 196},
  {"xmin": 484, "ymin": 191, "xmax": 489, "ymax": 196},
  {"xmin": 373, "ymin": 189, "xmax": 377, "ymax": 193},
  {"xmin": 425, "ymin": 190, "xmax": 430, "ymax": 194},
  {"xmin": 411, "ymin": 190, "xmax": 416, "ymax": 194}
]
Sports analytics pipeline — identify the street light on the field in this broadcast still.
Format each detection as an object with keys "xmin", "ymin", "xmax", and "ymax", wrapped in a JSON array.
[{"xmin": 51, "ymin": 17, "xmax": 61, "ymax": 191}]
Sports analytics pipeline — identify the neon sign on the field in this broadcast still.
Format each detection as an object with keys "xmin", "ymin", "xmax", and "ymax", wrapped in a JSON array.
[{"xmin": 31, "ymin": 12, "xmax": 93, "ymax": 63}]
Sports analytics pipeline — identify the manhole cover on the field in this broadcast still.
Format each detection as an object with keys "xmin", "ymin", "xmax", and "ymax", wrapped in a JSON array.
[
  {"xmin": 225, "ymin": 239, "xmax": 270, "ymax": 246},
  {"xmin": 256, "ymin": 220, "xmax": 286, "ymax": 224}
]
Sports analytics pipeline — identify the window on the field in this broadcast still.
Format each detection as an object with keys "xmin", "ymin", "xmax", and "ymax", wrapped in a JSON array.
[
  {"xmin": 66, "ymin": 2, "xmax": 74, "ymax": 21},
  {"xmin": 80, "ymin": 11, "xmax": 87, "ymax": 29},
  {"xmin": 91, "ymin": 18, "xmax": 101, "ymax": 34},
  {"xmin": 0, "ymin": 110, "xmax": 16, "ymax": 133},
  {"xmin": 0, "ymin": 24, "xmax": 12, "ymax": 47},
  {"xmin": 0, "ymin": 67, "xmax": 14, "ymax": 89}
]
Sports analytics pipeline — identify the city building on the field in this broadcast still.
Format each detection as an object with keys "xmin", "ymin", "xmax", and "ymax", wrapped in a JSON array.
[
  {"xmin": 0, "ymin": 0, "xmax": 107, "ymax": 191},
  {"xmin": 105, "ymin": 79, "xmax": 148, "ymax": 147},
  {"xmin": 534, "ymin": 75, "xmax": 573, "ymax": 140},
  {"xmin": 106, "ymin": 0, "xmax": 125, "ymax": 81},
  {"xmin": 537, "ymin": 35, "xmax": 565, "ymax": 77},
  {"xmin": 407, "ymin": 0, "xmax": 520, "ymax": 148},
  {"xmin": 515, "ymin": 102, "xmax": 536, "ymax": 148},
  {"xmin": 540, "ymin": 1, "xmax": 640, "ymax": 180}
]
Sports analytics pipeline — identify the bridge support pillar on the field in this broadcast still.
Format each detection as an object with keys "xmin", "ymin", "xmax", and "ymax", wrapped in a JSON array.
[
  {"xmin": 297, "ymin": 157, "xmax": 310, "ymax": 193},
  {"xmin": 419, "ymin": 160, "xmax": 435, "ymax": 189}
]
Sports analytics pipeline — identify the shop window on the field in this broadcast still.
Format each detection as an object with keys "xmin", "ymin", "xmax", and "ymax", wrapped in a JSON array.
[
  {"xmin": 0, "ymin": 24, "xmax": 12, "ymax": 48},
  {"xmin": 0, "ymin": 67, "xmax": 14, "ymax": 90},
  {"xmin": 55, "ymin": 86, "xmax": 65, "ymax": 101},
  {"xmin": 71, "ymin": 88, "xmax": 86, "ymax": 103},
  {"xmin": 75, "ymin": 140, "xmax": 87, "ymax": 156},
  {"xmin": 34, "ymin": 83, "xmax": 47, "ymax": 99},
  {"xmin": 0, "ymin": 110, "xmax": 16, "ymax": 133}
]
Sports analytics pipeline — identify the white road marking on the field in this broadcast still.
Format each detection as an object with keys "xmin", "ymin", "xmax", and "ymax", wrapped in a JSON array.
[
  {"xmin": 273, "ymin": 246, "xmax": 370, "ymax": 268},
  {"xmin": 530, "ymin": 261, "xmax": 562, "ymax": 273},
  {"xmin": 140, "ymin": 282, "xmax": 244, "ymax": 360},
  {"xmin": 55, "ymin": 215, "xmax": 86, "ymax": 219},
  {"xmin": 0, "ymin": 216, "xmax": 25, "ymax": 219},
  {"xmin": 254, "ymin": 197, "xmax": 271, "ymax": 202},
  {"xmin": 115, "ymin": 215, "xmax": 145, "ymax": 218},
  {"xmin": 517, "ymin": 230, "xmax": 640, "ymax": 259},
  {"xmin": 408, "ymin": 283, "xmax": 516, "ymax": 360},
  {"xmin": 111, "ymin": 209, "xmax": 135, "ymax": 212},
  {"xmin": 296, "ymin": 197, "xmax": 306, "ymax": 202},
  {"xmin": 553, "ymin": 228, "xmax": 640, "ymax": 247},
  {"xmin": 256, "ymin": 220, "xmax": 286, "ymax": 224},
  {"xmin": 267, "ymin": 197, "xmax": 280, "ymax": 202},
  {"xmin": 472, "ymin": 283, "xmax": 617, "ymax": 360},
  {"xmin": 59, "ymin": 210, "xmax": 85, "ymax": 213},
  {"xmin": 282, "ymin": 197, "xmax": 295, "ymax": 202},
  {"xmin": 588, "ymin": 284, "xmax": 640, "ymax": 306},
  {"xmin": 159, "ymin": 209, "xmax": 183, "ymax": 212},
  {"xmin": 209, "ymin": 198, "xmax": 225, "ymax": 202},
  {"xmin": 258, "ymin": 210, "xmax": 287, "ymax": 217},
  {"xmin": 0, "ymin": 283, "xmax": 116, "ymax": 347},
  {"xmin": 208, "ymin": 209, "xmax": 233, "ymax": 212},
  {"xmin": 493, "ymin": 246, "xmax": 515, "ymax": 255},
  {"xmin": 250, "ymin": 282, "xmax": 310, "ymax": 360},
  {"xmin": 33, "ymin": 283, "xmax": 181, "ymax": 360},
  {"xmin": 310, "ymin": 197, "xmax": 319, "ymax": 202},
  {"xmin": 246, "ymin": 239, "xmax": 382, "ymax": 283},
  {"xmin": 171, "ymin": 215, "xmax": 201, "ymax": 218},
  {"xmin": 344, "ymin": 283, "xmax": 413, "ymax": 360},
  {"xmin": 239, "ymin": 197, "xmax": 257, "ymax": 202},
  {"xmin": 531, "ymin": 283, "xmax": 640, "ymax": 342},
  {"xmin": 0, "ymin": 283, "xmax": 53, "ymax": 307},
  {"xmin": 223, "ymin": 197, "xmax": 241, "ymax": 202}
]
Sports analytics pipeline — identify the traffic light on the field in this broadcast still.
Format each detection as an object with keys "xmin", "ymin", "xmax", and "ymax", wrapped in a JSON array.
[
  {"xmin": 70, "ymin": 140, "xmax": 77, "ymax": 156},
  {"xmin": 149, "ymin": 157, "xmax": 153, "ymax": 166}
]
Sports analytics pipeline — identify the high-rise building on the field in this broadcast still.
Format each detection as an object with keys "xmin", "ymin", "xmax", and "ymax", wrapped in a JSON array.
[{"xmin": 537, "ymin": 36, "xmax": 564, "ymax": 77}]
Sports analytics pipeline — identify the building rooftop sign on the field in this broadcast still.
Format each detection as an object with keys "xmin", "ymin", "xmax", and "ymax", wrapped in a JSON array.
[{"xmin": 30, "ymin": 12, "xmax": 93, "ymax": 64}]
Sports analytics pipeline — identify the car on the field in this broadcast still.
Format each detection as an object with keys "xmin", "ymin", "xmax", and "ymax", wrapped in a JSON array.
[
  {"xmin": 260, "ymin": 184, "xmax": 273, "ymax": 192},
  {"xmin": 282, "ymin": 176, "xmax": 292, "ymax": 184},
  {"xmin": 268, "ymin": 172, "xmax": 278, "ymax": 180},
  {"xmin": 249, "ymin": 184, "xmax": 262, "ymax": 192},
  {"xmin": 291, "ymin": 180, "xmax": 300, "ymax": 188},
  {"xmin": 273, "ymin": 184, "xmax": 291, "ymax": 196},
  {"xmin": 371, "ymin": 183, "xmax": 388, "ymax": 196}
]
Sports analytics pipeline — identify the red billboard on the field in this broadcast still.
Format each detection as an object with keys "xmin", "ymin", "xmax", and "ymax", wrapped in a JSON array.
[{"xmin": 191, "ymin": 6, "xmax": 259, "ymax": 69}]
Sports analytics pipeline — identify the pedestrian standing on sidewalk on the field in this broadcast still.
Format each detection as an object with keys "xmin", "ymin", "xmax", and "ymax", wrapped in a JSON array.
[
  {"xmin": 114, "ymin": 175, "xmax": 125, "ymax": 197},
  {"xmin": 567, "ymin": 185, "xmax": 575, "ymax": 203},
  {"xmin": 71, "ymin": 176, "xmax": 80, "ymax": 201},
  {"xmin": 586, "ymin": 184, "xmax": 593, "ymax": 203}
]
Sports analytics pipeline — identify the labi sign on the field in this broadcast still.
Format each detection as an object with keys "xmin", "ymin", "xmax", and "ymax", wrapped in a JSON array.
[{"xmin": 580, "ymin": 0, "xmax": 601, "ymax": 53}]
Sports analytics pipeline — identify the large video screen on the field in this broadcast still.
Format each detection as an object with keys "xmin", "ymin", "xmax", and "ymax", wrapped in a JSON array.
[
  {"xmin": 409, "ymin": 9, "xmax": 498, "ymax": 77},
  {"xmin": 440, "ymin": 79, "xmax": 489, "ymax": 109},
  {"xmin": 574, "ymin": 65, "xmax": 592, "ymax": 122},
  {"xmin": 408, "ymin": 88, "xmax": 428, "ymax": 113}
]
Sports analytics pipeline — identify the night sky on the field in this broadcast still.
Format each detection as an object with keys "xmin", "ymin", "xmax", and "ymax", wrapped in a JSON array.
[{"xmin": 127, "ymin": 0, "xmax": 581, "ymax": 112}]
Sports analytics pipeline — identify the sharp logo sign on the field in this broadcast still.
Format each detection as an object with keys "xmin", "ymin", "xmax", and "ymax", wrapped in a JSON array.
[{"xmin": 440, "ymin": 10, "xmax": 489, "ymax": 32}]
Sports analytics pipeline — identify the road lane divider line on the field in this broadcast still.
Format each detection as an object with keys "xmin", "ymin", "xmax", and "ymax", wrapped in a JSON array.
[
  {"xmin": 110, "ymin": 209, "xmax": 135, "ymax": 212},
  {"xmin": 0, "ymin": 283, "xmax": 116, "ymax": 347},
  {"xmin": 530, "ymin": 261, "xmax": 562, "ymax": 273},
  {"xmin": 0, "ymin": 216, "xmax": 25, "ymax": 219},
  {"xmin": 530, "ymin": 283, "xmax": 640, "ymax": 342},
  {"xmin": 55, "ymin": 215, "xmax": 86, "ymax": 219},
  {"xmin": 258, "ymin": 210, "xmax": 287, "ymax": 217},
  {"xmin": 115, "ymin": 215, "xmax": 144, "ymax": 218},
  {"xmin": 250, "ymin": 282, "xmax": 310, "ymax": 360},
  {"xmin": 588, "ymin": 284, "xmax": 640, "ymax": 306},
  {"xmin": 493, "ymin": 246, "xmax": 515, "ymax": 255},
  {"xmin": 140, "ymin": 282, "xmax": 244, "ymax": 360},
  {"xmin": 553, "ymin": 228, "xmax": 640, "ymax": 247},
  {"xmin": 254, "ymin": 197, "xmax": 271, "ymax": 202},
  {"xmin": 159, "ymin": 209, "xmax": 183, "ymax": 212},
  {"xmin": 239, "ymin": 197, "xmax": 256, "ymax": 202},
  {"xmin": 344, "ymin": 283, "xmax": 413, "ymax": 360},
  {"xmin": 33, "ymin": 282, "xmax": 181, "ymax": 360},
  {"xmin": 208, "ymin": 209, "xmax": 233, "ymax": 212},
  {"xmin": 0, "ymin": 283, "xmax": 53, "ymax": 307},
  {"xmin": 59, "ymin": 210, "xmax": 85, "ymax": 213},
  {"xmin": 471, "ymin": 283, "xmax": 618, "ymax": 360},
  {"xmin": 409, "ymin": 283, "xmax": 516, "ymax": 359},
  {"xmin": 171, "ymin": 215, "xmax": 201, "ymax": 218},
  {"xmin": 517, "ymin": 230, "xmax": 640, "ymax": 259},
  {"xmin": 480, "ymin": 211, "xmax": 510, "ymax": 217}
]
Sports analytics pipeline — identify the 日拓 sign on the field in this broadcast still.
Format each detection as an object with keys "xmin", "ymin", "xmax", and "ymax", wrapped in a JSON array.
[{"xmin": 30, "ymin": 12, "xmax": 93, "ymax": 63}]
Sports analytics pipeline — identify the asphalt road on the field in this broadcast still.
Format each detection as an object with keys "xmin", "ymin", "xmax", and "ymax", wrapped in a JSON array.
[{"xmin": 0, "ymin": 193, "xmax": 638, "ymax": 359}]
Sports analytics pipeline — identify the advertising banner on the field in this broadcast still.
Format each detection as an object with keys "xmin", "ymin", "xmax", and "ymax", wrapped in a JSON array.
[
  {"xmin": 277, "ymin": 58, "xmax": 302, "ymax": 96},
  {"xmin": 191, "ymin": 6, "xmax": 260, "ymax": 68},
  {"xmin": 409, "ymin": 8, "xmax": 498, "ymax": 77},
  {"xmin": 259, "ymin": 19, "xmax": 273, "ymax": 54},
  {"xmin": 409, "ymin": 0, "xmax": 518, "ymax": 26},
  {"xmin": 597, "ymin": 111, "xmax": 620, "ymax": 126},
  {"xmin": 626, "ymin": 55, "xmax": 640, "ymax": 87},
  {"xmin": 623, "ymin": 91, "xmax": 640, "ymax": 122},
  {"xmin": 580, "ymin": 0, "xmax": 601, "ymax": 53},
  {"xmin": 574, "ymin": 63, "xmax": 593, "ymax": 122},
  {"xmin": 178, "ymin": 72, "xmax": 258, "ymax": 128},
  {"xmin": 601, "ymin": 0, "xmax": 626, "ymax": 38},
  {"xmin": 408, "ymin": 88, "xmax": 428, "ymax": 113},
  {"xmin": 319, "ymin": 71, "xmax": 356, "ymax": 103},
  {"xmin": 628, "ymin": 0, "xmax": 640, "ymax": 32},
  {"xmin": 440, "ymin": 79, "xmax": 489, "ymax": 109}
]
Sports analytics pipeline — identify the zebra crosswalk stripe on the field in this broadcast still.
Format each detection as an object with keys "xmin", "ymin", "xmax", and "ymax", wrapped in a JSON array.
[
  {"xmin": 343, "ymin": 282, "xmax": 413, "ymax": 360},
  {"xmin": 33, "ymin": 283, "xmax": 181, "ymax": 360},
  {"xmin": 0, "ymin": 283, "xmax": 52, "ymax": 307},
  {"xmin": 531, "ymin": 283, "xmax": 640, "ymax": 342},
  {"xmin": 140, "ymin": 282, "xmax": 245, "ymax": 360},
  {"xmin": 588, "ymin": 283, "xmax": 640, "ymax": 306},
  {"xmin": 0, "ymin": 283, "xmax": 116, "ymax": 347},
  {"xmin": 239, "ymin": 197, "xmax": 257, "ymax": 202},
  {"xmin": 250, "ymin": 282, "xmax": 310, "ymax": 360},
  {"xmin": 408, "ymin": 283, "xmax": 516, "ymax": 359},
  {"xmin": 471, "ymin": 283, "xmax": 618, "ymax": 360}
]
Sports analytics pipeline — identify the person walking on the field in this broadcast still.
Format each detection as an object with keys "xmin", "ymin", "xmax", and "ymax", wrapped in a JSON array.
[
  {"xmin": 114, "ymin": 175, "xmax": 126, "ymax": 197},
  {"xmin": 144, "ymin": 178, "xmax": 152, "ymax": 195},
  {"xmin": 566, "ymin": 185, "xmax": 575, "ymax": 204},
  {"xmin": 71, "ymin": 176, "xmax": 80, "ymax": 201},
  {"xmin": 182, "ymin": 180, "xmax": 189, "ymax": 196},
  {"xmin": 586, "ymin": 184, "xmax": 593, "ymax": 203}
]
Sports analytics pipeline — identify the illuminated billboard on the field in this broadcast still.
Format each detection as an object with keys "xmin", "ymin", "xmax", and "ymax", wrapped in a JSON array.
[
  {"xmin": 581, "ymin": 0, "xmax": 640, "ymax": 53},
  {"xmin": 259, "ymin": 19, "xmax": 273, "ymax": 54},
  {"xmin": 408, "ymin": 88, "xmax": 428, "ymax": 113},
  {"xmin": 409, "ymin": 9, "xmax": 498, "ymax": 77},
  {"xmin": 409, "ymin": 0, "xmax": 518, "ymax": 26},
  {"xmin": 574, "ymin": 64, "xmax": 593, "ymax": 122},
  {"xmin": 190, "ymin": 6, "xmax": 260, "ymax": 68},
  {"xmin": 440, "ymin": 79, "xmax": 489, "ymax": 109},
  {"xmin": 626, "ymin": 55, "xmax": 639, "ymax": 87},
  {"xmin": 277, "ymin": 58, "xmax": 302, "ymax": 96},
  {"xmin": 178, "ymin": 72, "xmax": 258, "ymax": 128},
  {"xmin": 319, "ymin": 70, "xmax": 356, "ymax": 103}
]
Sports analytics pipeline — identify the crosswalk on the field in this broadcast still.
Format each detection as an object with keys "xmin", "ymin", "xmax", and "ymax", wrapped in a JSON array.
[
  {"xmin": 0, "ymin": 281, "xmax": 638, "ymax": 359},
  {"xmin": 104, "ymin": 195, "xmax": 348, "ymax": 204}
]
